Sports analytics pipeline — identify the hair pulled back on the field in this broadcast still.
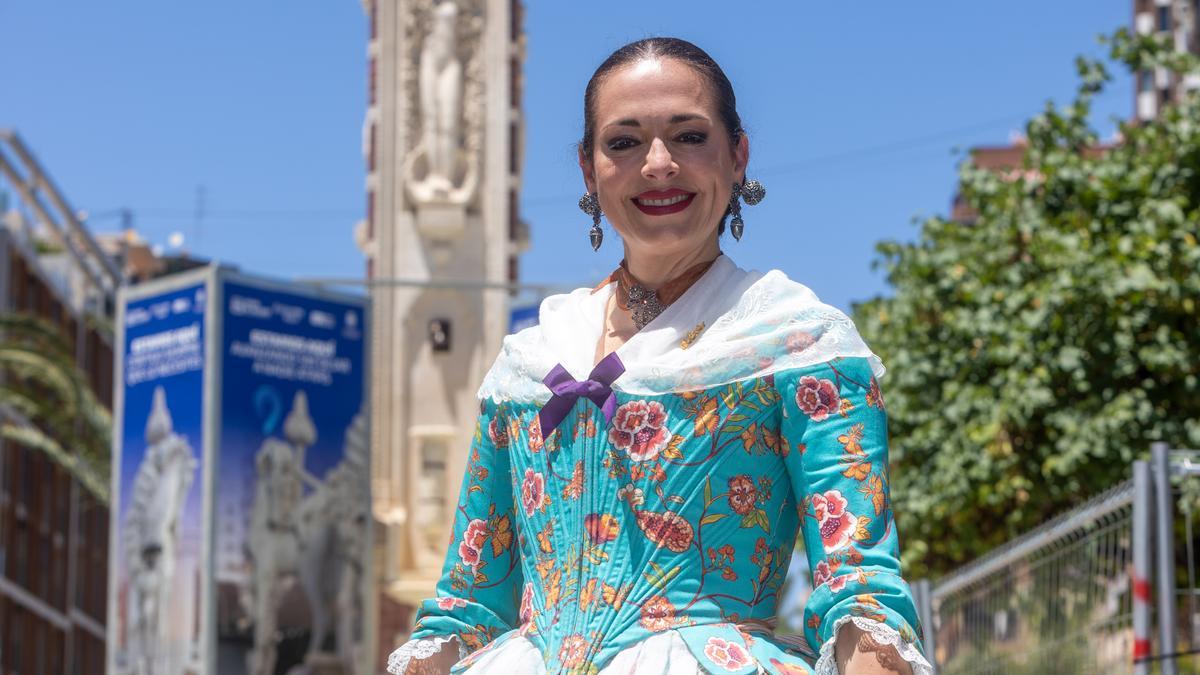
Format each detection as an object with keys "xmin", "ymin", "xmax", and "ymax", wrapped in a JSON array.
[{"xmin": 578, "ymin": 37, "xmax": 743, "ymax": 162}]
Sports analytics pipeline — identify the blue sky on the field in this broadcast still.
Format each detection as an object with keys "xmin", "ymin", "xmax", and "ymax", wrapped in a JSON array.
[{"xmin": 2, "ymin": 1, "xmax": 1131, "ymax": 312}]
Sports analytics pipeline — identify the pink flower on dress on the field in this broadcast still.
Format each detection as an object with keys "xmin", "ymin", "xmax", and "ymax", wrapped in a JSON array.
[
  {"xmin": 558, "ymin": 634, "xmax": 589, "ymax": 668},
  {"xmin": 795, "ymin": 376, "xmax": 841, "ymax": 421},
  {"xmin": 812, "ymin": 560, "xmax": 833, "ymax": 587},
  {"xmin": 521, "ymin": 468, "xmax": 546, "ymax": 516},
  {"xmin": 704, "ymin": 636, "xmax": 754, "ymax": 671},
  {"xmin": 435, "ymin": 596, "xmax": 467, "ymax": 611},
  {"xmin": 459, "ymin": 518, "xmax": 488, "ymax": 570},
  {"xmin": 458, "ymin": 539, "xmax": 481, "ymax": 569},
  {"xmin": 463, "ymin": 518, "xmax": 489, "ymax": 549},
  {"xmin": 827, "ymin": 573, "xmax": 850, "ymax": 593},
  {"xmin": 488, "ymin": 416, "xmax": 510, "ymax": 448},
  {"xmin": 519, "ymin": 582, "xmax": 536, "ymax": 625},
  {"xmin": 811, "ymin": 490, "xmax": 856, "ymax": 553},
  {"xmin": 786, "ymin": 331, "xmax": 817, "ymax": 354},
  {"xmin": 608, "ymin": 400, "xmax": 670, "ymax": 462},
  {"xmin": 639, "ymin": 596, "xmax": 677, "ymax": 632}
]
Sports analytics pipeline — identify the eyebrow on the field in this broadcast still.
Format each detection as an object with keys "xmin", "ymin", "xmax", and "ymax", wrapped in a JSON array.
[{"xmin": 610, "ymin": 113, "xmax": 709, "ymax": 127}]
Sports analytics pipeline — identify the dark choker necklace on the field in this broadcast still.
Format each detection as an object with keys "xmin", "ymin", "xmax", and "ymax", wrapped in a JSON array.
[{"xmin": 603, "ymin": 256, "xmax": 719, "ymax": 330}]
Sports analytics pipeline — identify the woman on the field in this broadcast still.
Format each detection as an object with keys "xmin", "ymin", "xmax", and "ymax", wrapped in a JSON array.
[{"xmin": 388, "ymin": 38, "xmax": 932, "ymax": 675}]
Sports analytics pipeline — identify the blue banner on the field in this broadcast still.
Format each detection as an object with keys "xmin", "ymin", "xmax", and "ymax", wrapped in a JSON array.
[
  {"xmin": 215, "ymin": 281, "xmax": 367, "ymax": 675},
  {"xmin": 113, "ymin": 283, "xmax": 208, "ymax": 675}
]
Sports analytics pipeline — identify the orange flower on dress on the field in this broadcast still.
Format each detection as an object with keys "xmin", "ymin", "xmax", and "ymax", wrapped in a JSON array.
[
  {"xmin": 585, "ymin": 513, "xmax": 620, "ymax": 544},
  {"xmin": 562, "ymin": 461, "xmax": 584, "ymax": 499},
  {"xmin": 544, "ymin": 567, "xmax": 562, "ymax": 608},
  {"xmin": 578, "ymin": 578, "xmax": 598, "ymax": 609},
  {"xmin": 693, "ymin": 396, "xmax": 719, "ymax": 436},
  {"xmin": 639, "ymin": 596, "xmax": 677, "ymax": 632},
  {"xmin": 527, "ymin": 415, "xmax": 545, "ymax": 453},
  {"xmin": 635, "ymin": 510, "xmax": 695, "ymax": 553},
  {"xmin": 601, "ymin": 582, "xmax": 631, "ymax": 609},
  {"xmin": 558, "ymin": 634, "xmax": 589, "ymax": 668},
  {"xmin": 727, "ymin": 475, "xmax": 758, "ymax": 515}
]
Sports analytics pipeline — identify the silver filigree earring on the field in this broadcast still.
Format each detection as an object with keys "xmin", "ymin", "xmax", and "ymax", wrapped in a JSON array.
[
  {"xmin": 728, "ymin": 179, "xmax": 766, "ymax": 241},
  {"xmin": 579, "ymin": 192, "xmax": 603, "ymax": 251}
]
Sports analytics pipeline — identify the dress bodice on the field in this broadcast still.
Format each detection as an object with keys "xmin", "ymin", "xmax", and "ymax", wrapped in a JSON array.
[
  {"xmin": 388, "ymin": 258, "xmax": 931, "ymax": 675},
  {"xmin": 396, "ymin": 359, "xmax": 928, "ymax": 674}
]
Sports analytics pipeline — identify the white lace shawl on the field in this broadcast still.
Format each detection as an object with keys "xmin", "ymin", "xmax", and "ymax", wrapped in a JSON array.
[{"xmin": 478, "ymin": 255, "xmax": 884, "ymax": 402}]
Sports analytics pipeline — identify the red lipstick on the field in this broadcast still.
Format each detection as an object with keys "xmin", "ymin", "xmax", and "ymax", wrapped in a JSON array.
[{"xmin": 633, "ymin": 188, "xmax": 695, "ymax": 216}]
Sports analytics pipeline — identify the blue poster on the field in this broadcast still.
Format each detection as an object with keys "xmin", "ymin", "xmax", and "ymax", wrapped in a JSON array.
[
  {"xmin": 215, "ymin": 281, "xmax": 368, "ymax": 675},
  {"xmin": 112, "ymin": 283, "xmax": 208, "ymax": 675}
]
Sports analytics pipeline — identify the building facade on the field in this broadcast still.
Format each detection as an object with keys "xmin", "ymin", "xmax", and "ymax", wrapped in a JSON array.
[
  {"xmin": 355, "ymin": 0, "xmax": 527, "ymax": 665},
  {"xmin": 0, "ymin": 226, "xmax": 110, "ymax": 675},
  {"xmin": 1133, "ymin": 0, "xmax": 1200, "ymax": 121}
]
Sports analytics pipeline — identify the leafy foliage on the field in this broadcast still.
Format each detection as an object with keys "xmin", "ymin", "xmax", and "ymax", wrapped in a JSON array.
[
  {"xmin": 853, "ymin": 29, "xmax": 1200, "ymax": 577},
  {"xmin": 0, "ymin": 312, "xmax": 111, "ymax": 501}
]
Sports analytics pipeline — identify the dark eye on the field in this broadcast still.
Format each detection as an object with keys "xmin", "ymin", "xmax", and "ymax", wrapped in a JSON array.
[
  {"xmin": 606, "ymin": 136, "xmax": 639, "ymax": 151},
  {"xmin": 677, "ymin": 131, "xmax": 707, "ymax": 144}
]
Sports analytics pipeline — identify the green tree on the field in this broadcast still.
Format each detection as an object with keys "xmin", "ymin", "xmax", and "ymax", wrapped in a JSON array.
[
  {"xmin": 854, "ymin": 29, "xmax": 1200, "ymax": 577},
  {"xmin": 0, "ymin": 312, "xmax": 110, "ymax": 501}
]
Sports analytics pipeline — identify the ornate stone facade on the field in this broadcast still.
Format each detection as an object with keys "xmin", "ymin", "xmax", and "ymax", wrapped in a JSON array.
[{"xmin": 356, "ymin": 0, "xmax": 526, "ymax": 665}]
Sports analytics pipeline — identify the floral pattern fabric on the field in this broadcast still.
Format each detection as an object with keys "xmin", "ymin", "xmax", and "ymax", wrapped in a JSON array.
[{"xmin": 396, "ymin": 356, "xmax": 926, "ymax": 674}]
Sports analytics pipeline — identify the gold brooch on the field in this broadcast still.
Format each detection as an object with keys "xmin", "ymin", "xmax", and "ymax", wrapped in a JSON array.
[{"xmin": 680, "ymin": 322, "xmax": 706, "ymax": 350}]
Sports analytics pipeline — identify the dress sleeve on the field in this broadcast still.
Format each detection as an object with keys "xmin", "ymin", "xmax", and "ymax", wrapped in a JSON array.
[
  {"xmin": 386, "ymin": 399, "xmax": 525, "ymax": 674},
  {"xmin": 776, "ymin": 357, "xmax": 933, "ymax": 675}
]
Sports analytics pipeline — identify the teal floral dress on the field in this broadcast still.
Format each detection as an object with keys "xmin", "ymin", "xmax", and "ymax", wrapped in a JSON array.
[{"xmin": 386, "ymin": 257, "xmax": 931, "ymax": 675}]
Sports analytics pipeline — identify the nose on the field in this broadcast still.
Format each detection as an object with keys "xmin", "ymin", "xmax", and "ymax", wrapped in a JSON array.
[{"xmin": 641, "ymin": 138, "xmax": 678, "ymax": 181}]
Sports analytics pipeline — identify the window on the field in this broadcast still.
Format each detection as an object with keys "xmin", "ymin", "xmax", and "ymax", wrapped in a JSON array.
[{"xmin": 1159, "ymin": 5, "xmax": 1171, "ymax": 32}]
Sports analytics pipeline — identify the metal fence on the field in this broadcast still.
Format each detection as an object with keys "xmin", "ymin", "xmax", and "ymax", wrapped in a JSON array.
[{"xmin": 916, "ymin": 443, "xmax": 1200, "ymax": 675}]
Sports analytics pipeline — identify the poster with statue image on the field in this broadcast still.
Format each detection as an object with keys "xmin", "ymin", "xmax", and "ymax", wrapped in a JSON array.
[
  {"xmin": 109, "ymin": 279, "xmax": 209, "ymax": 675},
  {"xmin": 215, "ymin": 279, "xmax": 369, "ymax": 675},
  {"xmin": 109, "ymin": 268, "xmax": 370, "ymax": 675}
]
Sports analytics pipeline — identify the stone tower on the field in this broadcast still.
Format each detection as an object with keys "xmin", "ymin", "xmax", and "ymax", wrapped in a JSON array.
[{"xmin": 356, "ymin": 0, "xmax": 527, "ymax": 653}]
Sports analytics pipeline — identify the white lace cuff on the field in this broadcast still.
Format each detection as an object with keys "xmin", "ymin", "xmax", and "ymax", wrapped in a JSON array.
[
  {"xmin": 813, "ymin": 616, "xmax": 933, "ymax": 675},
  {"xmin": 386, "ymin": 634, "xmax": 468, "ymax": 674}
]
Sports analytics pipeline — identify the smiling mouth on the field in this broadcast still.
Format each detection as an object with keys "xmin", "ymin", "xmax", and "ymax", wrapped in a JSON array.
[{"xmin": 633, "ymin": 190, "xmax": 695, "ymax": 215}]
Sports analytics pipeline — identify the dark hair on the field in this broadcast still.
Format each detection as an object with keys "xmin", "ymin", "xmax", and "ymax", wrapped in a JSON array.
[{"xmin": 580, "ymin": 37, "xmax": 743, "ymax": 160}]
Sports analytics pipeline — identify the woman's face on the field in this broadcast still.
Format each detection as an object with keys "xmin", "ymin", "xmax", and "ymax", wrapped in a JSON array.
[{"xmin": 581, "ymin": 58, "xmax": 748, "ymax": 260}]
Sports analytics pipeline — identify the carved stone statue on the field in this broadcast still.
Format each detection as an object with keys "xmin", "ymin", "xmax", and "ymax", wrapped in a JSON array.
[
  {"xmin": 418, "ymin": 2, "xmax": 463, "ymax": 196},
  {"xmin": 402, "ymin": 0, "xmax": 482, "ymax": 210}
]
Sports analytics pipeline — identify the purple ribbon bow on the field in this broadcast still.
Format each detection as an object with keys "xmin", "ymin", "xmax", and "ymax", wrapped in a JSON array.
[{"xmin": 537, "ymin": 352, "xmax": 625, "ymax": 434}]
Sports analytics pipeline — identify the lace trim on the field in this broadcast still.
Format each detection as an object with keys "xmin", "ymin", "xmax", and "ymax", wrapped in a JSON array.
[
  {"xmin": 386, "ymin": 634, "xmax": 468, "ymax": 674},
  {"xmin": 477, "ymin": 262, "xmax": 884, "ymax": 402},
  {"xmin": 813, "ymin": 616, "xmax": 933, "ymax": 675}
]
